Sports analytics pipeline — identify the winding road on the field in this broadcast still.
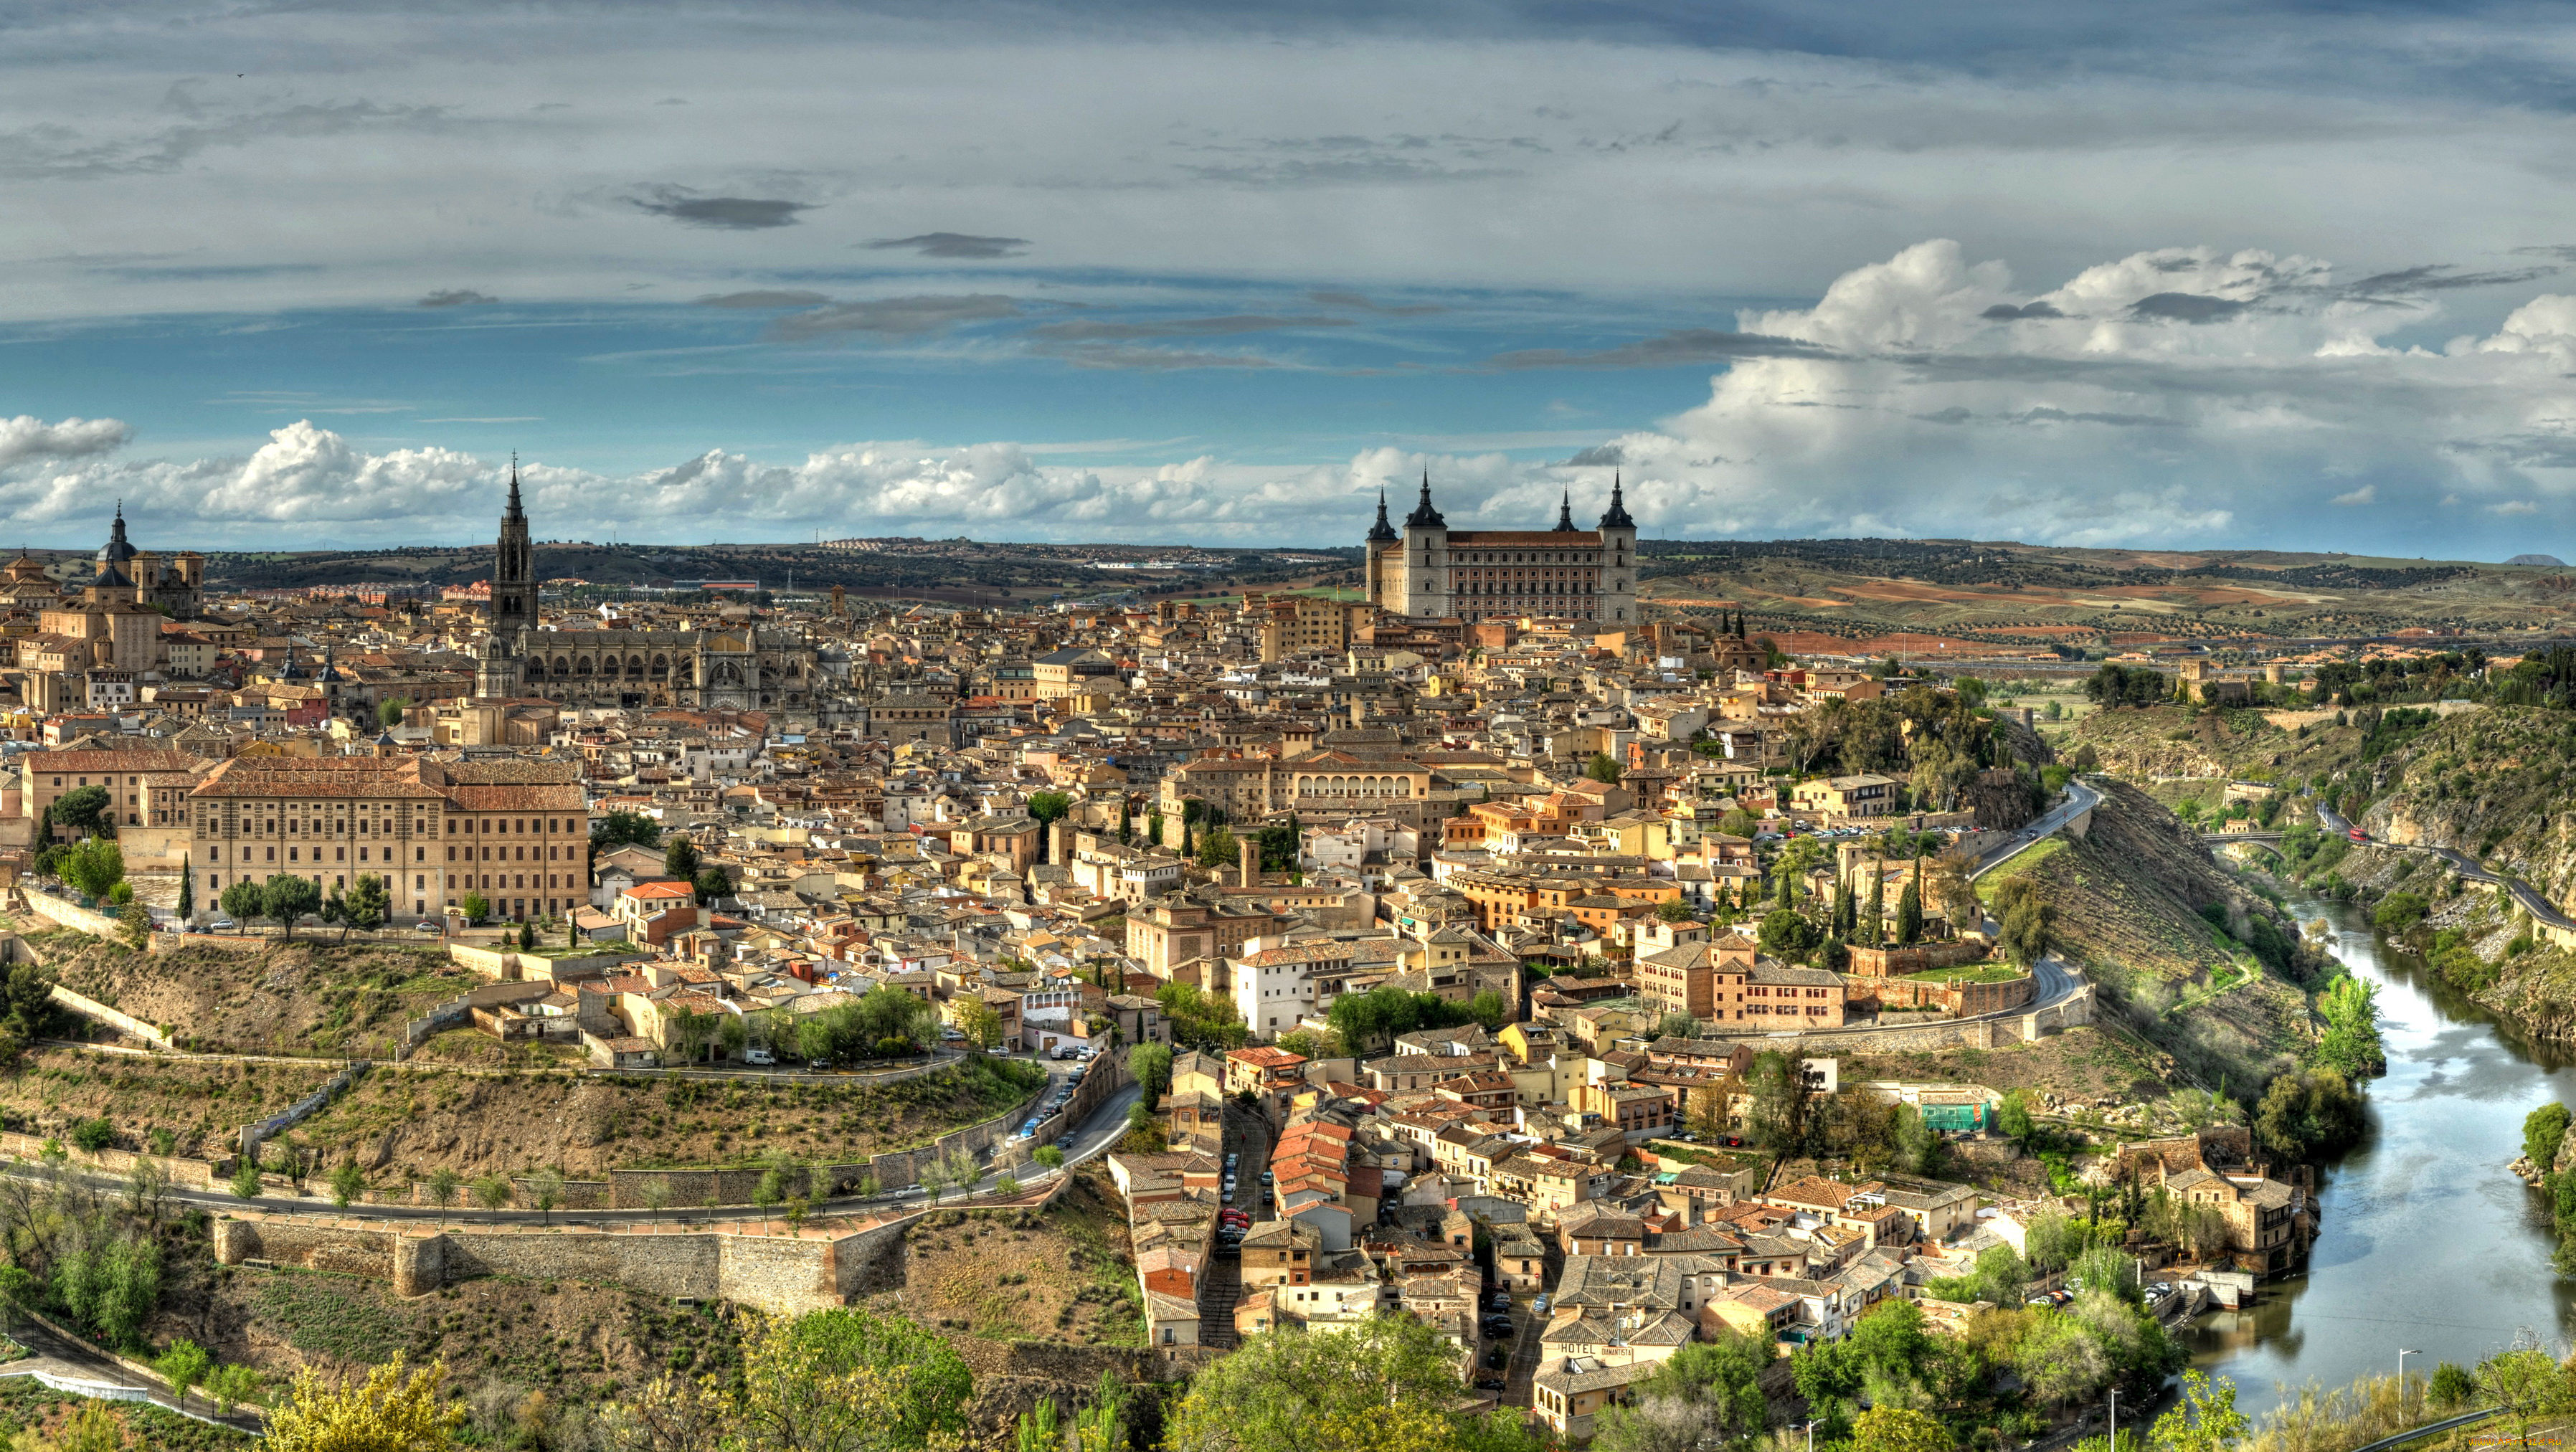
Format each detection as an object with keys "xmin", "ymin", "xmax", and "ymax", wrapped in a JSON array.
[{"xmin": 2313, "ymin": 802, "xmax": 2576, "ymax": 934}]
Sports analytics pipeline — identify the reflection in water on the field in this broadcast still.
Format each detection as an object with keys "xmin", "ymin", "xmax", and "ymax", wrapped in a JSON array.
[{"xmin": 2184, "ymin": 899, "xmax": 2576, "ymax": 1415}]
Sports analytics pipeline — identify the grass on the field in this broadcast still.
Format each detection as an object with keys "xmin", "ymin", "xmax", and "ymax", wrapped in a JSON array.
[
  {"xmin": 0, "ymin": 1377, "xmax": 248, "ymax": 1447},
  {"xmin": 252, "ymin": 1269, "xmax": 412, "ymax": 1365},
  {"xmin": 1904, "ymin": 963, "xmax": 2029, "ymax": 984},
  {"xmin": 1976, "ymin": 837, "xmax": 2067, "ymax": 899}
]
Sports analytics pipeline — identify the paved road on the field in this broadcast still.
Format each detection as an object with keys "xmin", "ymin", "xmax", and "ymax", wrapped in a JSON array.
[
  {"xmin": 9, "ymin": 1073, "xmax": 1142, "ymax": 1230},
  {"xmin": 2323, "ymin": 807, "xmax": 2576, "ymax": 934},
  {"xmin": 0, "ymin": 1315, "xmax": 263, "ymax": 1434}
]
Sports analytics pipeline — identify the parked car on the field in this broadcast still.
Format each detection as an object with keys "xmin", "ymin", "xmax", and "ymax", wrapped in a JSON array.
[
  {"xmin": 806, "ymin": 1059, "xmax": 834, "ymax": 1073},
  {"xmin": 1472, "ymin": 1375, "xmax": 1506, "ymax": 1392},
  {"xmin": 1053, "ymin": 1134, "xmax": 1074, "ymax": 1150},
  {"xmin": 1482, "ymin": 1347, "xmax": 1507, "ymax": 1369},
  {"xmin": 744, "ymin": 1047, "xmax": 775, "ymax": 1067},
  {"xmin": 1533, "ymin": 1295, "xmax": 1550, "ymax": 1314}
]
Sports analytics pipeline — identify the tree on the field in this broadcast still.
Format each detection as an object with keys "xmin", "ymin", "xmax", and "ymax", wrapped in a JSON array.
[
  {"xmin": 1595, "ymin": 1333, "xmax": 1773, "ymax": 1452},
  {"xmin": 1654, "ymin": 898, "xmax": 1695, "ymax": 924},
  {"xmin": 208, "ymin": 1363, "xmax": 263, "ymax": 1419},
  {"xmin": 460, "ymin": 892, "xmax": 491, "ymax": 925},
  {"xmin": 1168, "ymin": 1314, "xmax": 1544, "ymax": 1452},
  {"xmin": 591, "ymin": 809, "xmax": 662, "ymax": 851},
  {"xmin": 1277, "ymin": 1028, "xmax": 1339, "ymax": 1060},
  {"xmin": 176, "ymin": 870, "xmax": 193, "ymax": 922},
  {"xmin": 1746, "ymin": 1051, "xmax": 1815, "ymax": 1155},
  {"xmin": 262, "ymin": 873, "xmax": 322, "ymax": 939},
  {"xmin": 471, "ymin": 1174, "xmax": 512, "ymax": 1222},
  {"xmin": 1027, "ymin": 791, "xmax": 1072, "ymax": 831},
  {"xmin": 2254, "ymin": 1068, "xmax": 2367, "ymax": 1162},
  {"xmin": 2430, "ymin": 1361, "xmax": 2476, "ymax": 1409},
  {"xmin": 1033, "ymin": 1146, "xmax": 1065, "ymax": 1171},
  {"xmin": 0, "ymin": 962, "xmax": 51, "ymax": 1043},
  {"xmin": 1993, "ymin": 878, "xmax": 2053, "ymax": 969},
  {"xmin": 2146, "ymin": 1368, "xmax": 2248, "ymax": 1452},
  {"xmin": 427, "ymin": 1167, "xmax": 462, "ymax": 1223},
  {"xmin": 156, "ymin": 1337, "xmax": 212, "ymax": 1412},
  {"xmin": 117, "ymin": 899, "xmax": 150, "ymax": 950},
  {"xmin": 1198, "ymin": 825, "xmax": 1239, "ymax": 872},
  {"xmin": 953, "ymin": 998, "xmax": 1003, "ymax": 1052},
  {"xmin": 1894, "ymin": 876, "xmax": 1923, "ymax": 946},
  {"xmin": 527, "ymin": 1166, "xmax": 566, "ymax": 1226},
  {"xmin": 1757, "ymin": 908, "xmax": 1811, "ymax": 957},
  {"xmin": 264, "ymin": 1356, "xmax": 464, "ymax": 1452},
  {"xmin": 1997, "ymin": 1088, "xmax": 2037, "ymax": 1152},
  {"xmin": 232, "ymin": 1157, "xmax": 265, "ymax": 1200},
  {"xmin": 58, "ymin": 837, "xmax": 125, "ymax": 902},
  {"xmin": 1585, "ymin": 752, "xmax": 1623, "ymax": 785},
  {"xmin": 664, "ymin": 835, "xmax": 701, "ymax": 880},
  {"xmin": 47, "ymin": 785, "xmax": 113, "ymax": 840},
  {"xmin": 692, "ymin": 867, "xmax": 732, "ymax": 906},
  {"xmin": 1852, "ymin": 1406, "xmax": 1952, "ymax": 1452},
  {"xmin": 378, "ymin": 697, "xmax": 412, "ymax": 729},
  {"xmin": 343, "ymin": 874, "xmax": 391, "ymax": 939},
  {"xmin": 330, "ymin": 1162, "xmax": 366, "ymax": 1208},
  {"xmin": 1657, "ymin": 1013, "xmax": 1699, "ymax": 1043},
  {"xmin": 2527, "ymin": 1103, "xmax": 2572, "ymax": 1172},
  {"xmin": 219, "ymin": 879, "xmax": 263, "ymax": 928}
]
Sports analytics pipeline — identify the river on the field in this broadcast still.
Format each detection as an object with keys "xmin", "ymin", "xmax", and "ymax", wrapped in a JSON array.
[{"xmin": 2184, "ymin": 896, "xmax": 2576, "ymax": 1415}]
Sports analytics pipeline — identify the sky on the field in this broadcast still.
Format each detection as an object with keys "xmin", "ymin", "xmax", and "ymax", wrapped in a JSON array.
[{"xmin": 8, "ymin": 1, "xmax": 2576, "ymax": 556}]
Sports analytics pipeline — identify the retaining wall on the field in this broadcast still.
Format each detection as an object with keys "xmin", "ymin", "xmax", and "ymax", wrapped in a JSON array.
[
  {"xmin": 448, "ymin": 945, "xmax": 634, "ymax": 982},
  {"xmin": 214, "ymin": 1213, "xmax": 896, "ymax": 1315},
  {"xmin": 47, "ymin": 984, "xmax": 172, "ymax": 1048},
  {"xmin": 0, "ymin": 1130, "xmax": 223, "ymax": 1190},
  {"xmin": 20, "ymin": 891, "xmax": 120, "ymax": 937}
]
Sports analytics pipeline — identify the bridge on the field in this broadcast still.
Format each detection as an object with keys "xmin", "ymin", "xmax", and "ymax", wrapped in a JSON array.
[{"xmin": 2199, "ymin": 830, "xmax": 2286, "ymax": 844}]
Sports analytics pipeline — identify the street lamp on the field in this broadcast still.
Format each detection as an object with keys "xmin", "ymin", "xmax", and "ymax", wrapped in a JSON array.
[
  {"xmin": 2108, "ymin": 1389, "xmax": 2117, "ymax": 1451},
  {"xmin": 2400, "ymin": 1349, "xmax": 2420, "ymax": 1414}
]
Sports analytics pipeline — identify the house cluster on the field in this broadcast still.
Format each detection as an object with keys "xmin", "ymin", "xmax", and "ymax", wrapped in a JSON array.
[{"xmin": 1105, "ymin": 1034, "xmax": 2022, "ymax": 1439}]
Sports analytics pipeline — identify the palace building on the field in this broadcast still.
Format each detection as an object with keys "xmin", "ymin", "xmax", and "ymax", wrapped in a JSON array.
[{"xmin": 1363, "ymin": 475, "xmax": 1638, "ymax": 627}]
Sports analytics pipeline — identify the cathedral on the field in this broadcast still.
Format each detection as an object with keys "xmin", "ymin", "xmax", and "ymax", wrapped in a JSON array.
[
  {"xmin": 477, "ymin": 470, "xmax": 828, "ymax": 713},
  {"xmin": 1363, "ymin": 474, "xmax": 1638, "ymax": 627}
]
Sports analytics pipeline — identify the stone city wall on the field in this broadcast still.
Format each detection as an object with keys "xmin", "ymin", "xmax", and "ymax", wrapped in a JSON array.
[
  {"xmin": 215, "ymin": 1213, "xmax": 909, "ymax": 1316},
  {"xmin": 19, "ymin": 891, "xmax": 121, "ymax": 939},
  {"xmin": 0, "ymin": 1130, "xmax": 223, "ymax": 1190}
]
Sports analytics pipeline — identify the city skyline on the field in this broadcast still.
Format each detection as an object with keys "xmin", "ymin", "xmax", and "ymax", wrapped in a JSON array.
[{"xmin": 6, "ymin": 2, "xmax": 2576, "ymax": 556}]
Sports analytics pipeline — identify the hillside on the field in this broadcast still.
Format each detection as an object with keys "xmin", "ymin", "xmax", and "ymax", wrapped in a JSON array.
[
  {"xmin": 1639, "ymin": 536, "xmax": 2576, "ymax": 652},
  {"xmin": 1982, "ymin": 779, "xmax": 2324, "ymax": 1087},
  {"xmin": 34, "ymin": 933, "xmax": 487, "ymax": 1059}
]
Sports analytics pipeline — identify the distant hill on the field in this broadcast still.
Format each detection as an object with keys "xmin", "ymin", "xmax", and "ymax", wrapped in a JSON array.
[
  {"xmin": 1637, "ymin": 536, "xmax": 2576, "ymax": 649},
  {"xmin": 2509, "ymin": 554, "xmax": 2566, "ymax": 566}
]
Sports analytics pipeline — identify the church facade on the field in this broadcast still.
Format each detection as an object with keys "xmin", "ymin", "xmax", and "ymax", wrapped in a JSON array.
[
  {"xmin": 1363, "ymin": 475, "xmax": 1639, "ymax": 627},
  {"xmin": 478, "ymin": 473, "xmax": 827, "ymax": 713}
]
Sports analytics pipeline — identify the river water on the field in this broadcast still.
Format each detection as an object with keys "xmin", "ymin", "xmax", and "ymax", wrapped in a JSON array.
[{"xmin": 2184, "ymin": 897, "xmax": 2576, "ymax": 1415}]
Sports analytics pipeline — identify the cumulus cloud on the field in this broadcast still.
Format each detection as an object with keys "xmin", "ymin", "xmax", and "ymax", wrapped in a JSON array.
[
  {"xmin": 2331, "ymin": 484, "xmax": 2377, "ymax": 506},
  {"xmin": 863, "ymin": 232, "xmax": 1030, "ymax": 259},
  {"xmin": 630, "ymin": 186, "xmax": 814, "ymax": 229},
  {"xmin": 0, "ymin": 415, "xmax": 129, "ymax": 470}
]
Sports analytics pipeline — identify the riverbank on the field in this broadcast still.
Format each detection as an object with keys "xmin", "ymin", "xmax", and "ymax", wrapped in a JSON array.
[{"xmin": 2184, "ymin": 894, "xmax": 2576, "ymax": 1417}]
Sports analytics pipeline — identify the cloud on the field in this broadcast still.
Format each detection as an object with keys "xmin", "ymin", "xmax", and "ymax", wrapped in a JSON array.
[
  {"xmin": 1557, "ymin": 443, "xmax": 1625, "ymax": 467},
  {"xmin": 863, "ymin": 232, "xmax": 1030, "ymax": 259},
  {"xmin": 1979, "ymin": 301, "xmax": 2065, "ymax": 320},
  {"xmin": 2128, "ymin": 293, "xmax": 2249, "ymax": 323},
  {"xmin": 417, "ymin": 289, "xmax": 497, "ymax": 308},
  {"xmin": 0, "ymin": 416, "xmax": 129, "ymax": 470},
  {"xmin": 695, "ymin": 290, "xmax": 833, "ymax": 308},
  {"xmin": 2331, "ymin": 484, "xmax": 2377, "ymax": 506},
  {"xmin": 1308, "ymin": 290, "xmax": 1445, "ymax": 315},
  {"xmin": 630, "ymin": 186, "xmax": 814, "ymax": 230},
  {"xmin": 765, "ymin": 294, "xmax": 1021, "ymax": 341},
  {"xmin": 1487, "ymin": 329, "xmax": 1834, "ymax": 370},
  {"xmin": 2494, "ymin": 500, "xmax": 2541, "ymax": 515},
  {"xmin": 1026, "ymin": 314, "xmax": 1347, "ymax": 342},
  {"xmin": 1036, "ymin": 346, "xmax": 1281, "ymax": 371}
]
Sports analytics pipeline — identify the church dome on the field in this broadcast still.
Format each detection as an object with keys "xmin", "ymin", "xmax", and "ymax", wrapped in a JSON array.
[{"xmin": 97, "ymin": 505, "xmax": 137, "ymax": 565}]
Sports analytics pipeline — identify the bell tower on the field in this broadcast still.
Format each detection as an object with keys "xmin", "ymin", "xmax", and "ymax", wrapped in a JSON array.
[{"xmin": 491, "ymin": 458, "xmax": 539, "ymax": 637}]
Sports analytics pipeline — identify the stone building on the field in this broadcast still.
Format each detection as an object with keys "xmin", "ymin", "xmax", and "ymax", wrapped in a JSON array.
[{"xmin": 1365, "ymin": 473, "xmax": 1639, "ymax": 627}]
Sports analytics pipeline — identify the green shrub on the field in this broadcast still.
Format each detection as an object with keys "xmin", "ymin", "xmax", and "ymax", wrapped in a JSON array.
[{"xmin": 67, "ymin": 1119, "xmax": 113, "ymax": 1153}]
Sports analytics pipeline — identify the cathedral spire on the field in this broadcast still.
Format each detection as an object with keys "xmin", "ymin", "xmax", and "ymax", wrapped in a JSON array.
[
  {"xmin": 1553, "ymin": 489, "xmax": 1578, "ymax": 532},
  {"xmin": 506, "ymin": 453, "xmax": 525, "ymax": 521}
]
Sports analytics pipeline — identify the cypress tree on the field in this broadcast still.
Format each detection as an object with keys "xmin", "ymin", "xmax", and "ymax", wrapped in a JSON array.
[{"xmin": 1896, "ymin": 854, "xmax": 1924, "ymax": 946}]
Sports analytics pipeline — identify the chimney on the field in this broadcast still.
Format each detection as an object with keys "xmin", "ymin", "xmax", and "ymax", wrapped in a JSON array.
[{"xmin": 1241, "ymin": 834, "xmax": 1261, "ymax": 891}]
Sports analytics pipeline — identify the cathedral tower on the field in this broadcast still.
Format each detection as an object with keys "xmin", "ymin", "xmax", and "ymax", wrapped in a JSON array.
[{"xmin": 491, "ymin": 460, "xmax": 538, "ymax": 636}]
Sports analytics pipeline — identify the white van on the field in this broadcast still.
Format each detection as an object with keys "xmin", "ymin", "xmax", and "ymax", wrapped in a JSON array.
[{"xmin": 744, "ymin": 1047, "xmax": 776, "ymax": 1067}]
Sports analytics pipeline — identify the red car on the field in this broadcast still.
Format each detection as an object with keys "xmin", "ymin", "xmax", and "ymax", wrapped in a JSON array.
[{"xmin": 2349, "ymin": 828, "xmax": 2368, "ymax": 843}]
